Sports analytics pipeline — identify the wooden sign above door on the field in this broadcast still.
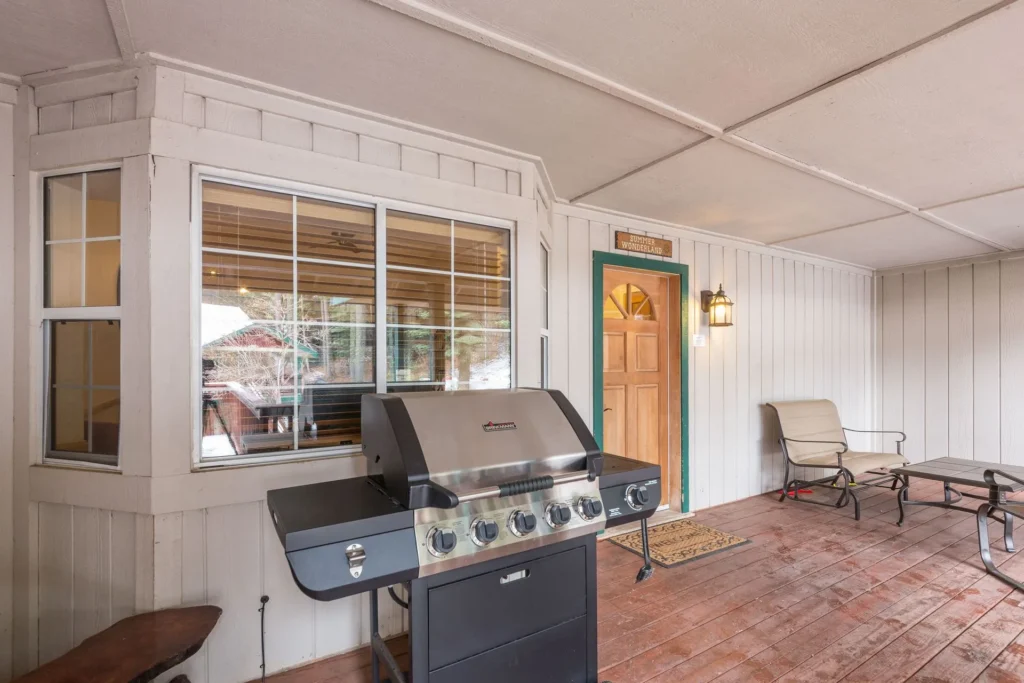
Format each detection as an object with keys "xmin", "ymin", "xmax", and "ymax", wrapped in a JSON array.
[{"xmin": 615, "ymin": 231, "xmax": 673, "ymax": 258}]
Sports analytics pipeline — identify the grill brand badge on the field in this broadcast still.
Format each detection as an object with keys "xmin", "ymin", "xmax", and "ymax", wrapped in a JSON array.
[{"xmin": 483, "ymin": 420, "xmax": 517, "ymax": 433}]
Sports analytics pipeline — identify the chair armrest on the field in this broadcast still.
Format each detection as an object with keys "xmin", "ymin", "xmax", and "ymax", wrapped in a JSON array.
[
  {"xmin": 843, "ymin": 428, "xmax": 907, "ymax": 442},
  {"xmin": 984, "ymin": 469, "xmax": 1024, "ymax": 490},
  {"xmin": 781, "ymin": 437, "xmax": 849, "ymax": 454}
]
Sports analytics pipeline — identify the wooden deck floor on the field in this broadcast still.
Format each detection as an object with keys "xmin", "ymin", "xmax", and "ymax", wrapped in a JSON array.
[{"xmin": 265, "ymin": 479, "xmax": 1024, "ymax": 682}]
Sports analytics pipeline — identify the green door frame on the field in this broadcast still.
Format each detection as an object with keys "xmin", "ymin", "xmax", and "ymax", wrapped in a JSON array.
[{"xmin": 592, "ymin": 251, "xmax": 690, "ymax": 513}]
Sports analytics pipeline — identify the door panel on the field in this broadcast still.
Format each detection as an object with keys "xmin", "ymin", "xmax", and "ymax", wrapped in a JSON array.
[
  {"xmin": 603, "ymin": 385, "xmax": 626, "ymax": 457},
  {"xmin": 601, "ymin": 266, "xmax": 671, "ymax": 506},
  {"xmin": 635, "ymin": 334, "xmax": 659, "ymax": 372},
  {"xmin": 635, "ymin": 384, "xmax": 660, "ymax": 467},
  {"xmin": 603, "ymin": 332, "xmax": 626, "ymax": 372}
]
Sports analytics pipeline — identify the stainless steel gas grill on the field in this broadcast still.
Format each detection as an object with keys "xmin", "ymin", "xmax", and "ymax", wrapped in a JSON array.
[{"xmin": 268, "ymin": 388, "xmax": 660, "ymax": 683}]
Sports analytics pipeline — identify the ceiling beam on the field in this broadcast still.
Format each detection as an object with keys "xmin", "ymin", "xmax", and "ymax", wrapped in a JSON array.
[{"xmin": 104, "ymin": 0, "xmax": 137, "ymax": 62}]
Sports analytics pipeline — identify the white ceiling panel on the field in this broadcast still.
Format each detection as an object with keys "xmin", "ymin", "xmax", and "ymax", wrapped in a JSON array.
[
  {"xmin": 776, "ymin": 214, "xmax": 995, "ymax": 269},
  {"xmin": 0, "ymin": 0, "xmax": 120, "ymax": 76},
  {"xmin": 737, "ymin": 2, "xmax": 1024, "ymax": 209},
  {"xmin": 928, "ymin": 188, "xmax": 1024, "ymax": 249},
  {"xmin": 417, "ymin": 0, "xmax": 999, "ymax": 127},
  {"xmin": 123, "ymin": 0, "xmax": 701, "ymax": 198},
  {"xmin": 583, "ymin": 140, "xmax": 898, "ymax": 244}
]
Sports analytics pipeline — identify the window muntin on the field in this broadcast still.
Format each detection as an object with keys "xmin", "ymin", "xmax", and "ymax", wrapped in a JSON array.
[
  {"xmin": 199, "ymin": 179, "xmax": 514, "ymax": 462},
  {"xmin": 43, "ymin": 169, "xmax": 122, "ymax": 467}
]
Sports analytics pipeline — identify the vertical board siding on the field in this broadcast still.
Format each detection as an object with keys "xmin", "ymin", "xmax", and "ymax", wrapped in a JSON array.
[
  {"xmin": 36, "ymin": 505, "xmax": 139, "ymax": 666},
  {"xmin": 878, "ymin": 257, "xmax": 1024, "ymax": 466},
  {"xmin": 549, "ymin": 211, "xmax": 874, "ymax": 511}
]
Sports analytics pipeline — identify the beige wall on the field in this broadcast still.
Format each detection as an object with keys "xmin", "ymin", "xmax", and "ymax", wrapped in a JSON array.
[{"xmin": 877, "ymin": 254, "xmax": 1024, "ymax": 465}]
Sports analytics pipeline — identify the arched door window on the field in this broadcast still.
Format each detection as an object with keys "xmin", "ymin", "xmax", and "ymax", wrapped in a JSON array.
[{"xmin": 604, "ymin": 283, "xmax": 656, "ymax": 320}]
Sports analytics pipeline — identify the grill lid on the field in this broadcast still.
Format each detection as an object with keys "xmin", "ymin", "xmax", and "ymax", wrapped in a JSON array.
[{"xmin": 361, "ymin": 389, "xmax": 601, "ymax": 509}]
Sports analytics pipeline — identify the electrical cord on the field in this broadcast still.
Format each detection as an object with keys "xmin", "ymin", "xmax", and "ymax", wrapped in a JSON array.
[
  {"xmin": 259, "ymin": 595, "xmax": 270, "ymax": 682},
  {"xmin": 387, "ymin": 584, "xmax": 409, "ymax": 610}
]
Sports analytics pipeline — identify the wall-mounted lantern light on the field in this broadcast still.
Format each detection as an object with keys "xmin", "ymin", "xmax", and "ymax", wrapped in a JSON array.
[{"xmin": 701, "ymin": 284, "xmax": 734, "ymax": 327}]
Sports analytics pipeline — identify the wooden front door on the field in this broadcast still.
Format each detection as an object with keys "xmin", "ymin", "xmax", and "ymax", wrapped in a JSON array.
[{"xmin": 602, "ymin": 267, "xmax": 670, "ymax": 505}]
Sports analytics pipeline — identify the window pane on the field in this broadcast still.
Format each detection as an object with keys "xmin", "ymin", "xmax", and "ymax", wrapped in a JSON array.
[
  {"xmin": 541, "ymin": 246, "xmax": 549, "ymax": 330},
  {"xmin": 51, "ymin": 387, "xmax": 89, "ymax": 452},
  {"xmin": 454, "ymin": 221, "xmax": 510, "ymax": 277},
  {"xmin": 297, "ymin": 262, "xmax": 374, "ymax": 324},
  {"xmin": 202, "ymin": 252, "xmax": 294, "ymax": 323},
  {"xmin": 387, "ymin": 269, "xmax": 450, "ymax": 326},
  {"xmin": 91, "ymin": 321, "xmax": 121, "ymax": 386},
  {"xmin": 45, "ymin": 174, "xmax": 83, "ymax": 241},
  {"xmin": 86, "ymin": 169, "xmax": 121, "ymax": 238},
  {"xmin": 45, "ymin": 243, "xmax": 83, "ymax": 307},
  {"xmin": 298, "ymin": 386, "xmax": 370, "ymax": 449},
  {"xmin": 541, "ymin": 336, "xmax": 549, "ymax": 389},
  {"xmin": 51, "ymin": 322, "xmax": 89, "ymax": 386},
  {"xmin": 386, "ymin": 211, "xmax": 450, "ymax": 271},
  {"xmin": 47, "ymin": 319, "xmax": 121, "ymax": 465},
  {"xmin": 454, "ymin": 331, "xmax": 511, "ymax": 389},
  {"xmin": 297, "ymin": 198, "xmax": 374, "ymax": 265},
  {"xmin": 387, "ymin": 327, "xmax": 451, "ymax": 386},
  {"xmin": 302, "ymin": 325, "xmax": 375, "ymax": 385},
  {"xmin": 454, "ymin": 277, "xmax": 510, "ymax": 329},
  {"xmin": 298, "ymin": 325, "xmax": 374, "ymax": 450},
  {"xmin": 85, "ymin": 240, "xmax": 120, "ymax": 306},
  {"xmin": 201, "ymin": 339, "xmax": 298, "ymax": 458},
  {"xmin": 202, "ymin": 182, "xmax": 294, "ymax": 256},
  {"xmin": 91, "ymin": 389, "xmax": 120, "ymax": 456}
]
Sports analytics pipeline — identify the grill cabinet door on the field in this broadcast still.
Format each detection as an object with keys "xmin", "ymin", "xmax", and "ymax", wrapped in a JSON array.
[{"xmin": 426, "ymin": 546, "xmax": 587, "ymax": 670}]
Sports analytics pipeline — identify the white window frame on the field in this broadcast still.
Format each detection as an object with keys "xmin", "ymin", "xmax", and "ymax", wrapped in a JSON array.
[
  {"xmin": 539, "ymin": 239, "xmax": 550, "ymax": 389},
  {"xmin": 40, "ymin": 163, "xmax": 123, "ymax": 470},
  {"xmin": 191, "ymin": 167, "xmax": 517, "ymax": 468}
]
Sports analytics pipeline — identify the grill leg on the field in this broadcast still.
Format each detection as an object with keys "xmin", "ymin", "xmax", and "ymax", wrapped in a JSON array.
[
  {"xmin": 636, "ymin": 518, "xmax": 654, "ymax": 583},
  {"xmin": 370, "ymin": 589, "xmax": 380, "ymax": 683}
]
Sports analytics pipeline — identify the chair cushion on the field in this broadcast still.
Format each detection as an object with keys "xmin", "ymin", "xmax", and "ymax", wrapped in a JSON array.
[
  {"xmin": 799, "ymin": 450, "xmax": 909, "ymax": 477},
  {"xmin": 766, "ymin": 399, "xmax": 847, "ymax": 464}
]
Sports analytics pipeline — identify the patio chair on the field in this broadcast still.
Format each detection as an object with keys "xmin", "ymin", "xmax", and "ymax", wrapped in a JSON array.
[{"xmin": 766, "ymin": 399, "xmax": 908, "ymax": 520}]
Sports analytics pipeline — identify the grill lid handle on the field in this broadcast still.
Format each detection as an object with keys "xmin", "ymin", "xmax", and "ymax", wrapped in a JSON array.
[{"xmin": 455, "ymin": 471, "xmax": 590, "ymax": 504}]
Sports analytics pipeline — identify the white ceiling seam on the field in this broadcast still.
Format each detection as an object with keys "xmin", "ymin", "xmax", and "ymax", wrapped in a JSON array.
[
  {"xmin": 104, "ymin": 0, "xmax": 138, "ymax": 61},
  {"xmin": 569, "ymin": 136, "xmax": 712, "ymax": 203},
  {"xmin": 363, "ymin": 0, "xmax": 724, "ymax": 138},
  {"xmin": 722, "ymin": 0, "xmax": 1020, "ymax": 134},
  {"xmin": 725, "ymin": 136, "xmax": 1012, "ymax": 252}
]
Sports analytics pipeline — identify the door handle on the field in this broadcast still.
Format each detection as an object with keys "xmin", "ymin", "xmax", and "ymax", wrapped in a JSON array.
[{"xmin": 604, "ymin": 407, "xmax": 612, "ymax": 412}]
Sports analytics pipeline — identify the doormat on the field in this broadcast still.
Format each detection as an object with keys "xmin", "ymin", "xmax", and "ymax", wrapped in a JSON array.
[{"xmin": 608, "ymin": 519, "xmax": 749, "ymax": 568}]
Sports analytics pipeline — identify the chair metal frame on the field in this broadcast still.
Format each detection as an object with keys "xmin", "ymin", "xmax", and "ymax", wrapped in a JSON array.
[
  {"xmin": 778, "ymin": 428, "xmax": 906, "ymax": 521},
  {"xmin": 977, "ymin": 469, "xmax": 1024, "ymax": 592}
]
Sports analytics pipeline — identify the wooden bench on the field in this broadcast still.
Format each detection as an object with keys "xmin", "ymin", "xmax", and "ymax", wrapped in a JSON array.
[{"xmin": 15, "ymin": 606, "xmax": 221, "ymax": 683}]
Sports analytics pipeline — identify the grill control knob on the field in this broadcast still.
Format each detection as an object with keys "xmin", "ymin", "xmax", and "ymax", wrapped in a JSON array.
[
  {"xmin": 509, "ymin": 510, "xmax": 537, "ymax": 537},
  {"xmin": 471, "ymin": 519, "xmax": 500, "ymax": 546},
  {"xmin": 576, "ymin": 497, "xmax": 604, "ymax": 520},
  {"xmin": 427, "ymin": 528, "xmax": 457, "ymax": 557},
  {"xmin": 625, "ymin": 485, "xmax": 650, "ymax": 511},
  {"xmin": 546, "ymin": 502, "xmax": 573, "ymax": 528}
]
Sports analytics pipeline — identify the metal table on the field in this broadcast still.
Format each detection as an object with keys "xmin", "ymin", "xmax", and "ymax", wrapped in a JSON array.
[{"xmin": 893, "ymin": 457, "xmax": 1024, "ymax": 591}]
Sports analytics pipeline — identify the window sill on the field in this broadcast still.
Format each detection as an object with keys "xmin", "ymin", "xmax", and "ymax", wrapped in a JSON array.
[{"xmin": 30, "ymin": 451, "xmax": 367, "ymax": 515}]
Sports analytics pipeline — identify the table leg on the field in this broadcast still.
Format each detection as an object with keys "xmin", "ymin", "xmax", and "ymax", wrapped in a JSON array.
[
  {"xmin": 1005, "ymin": 509, "xmax": 1016, "ymax": 553},
  {"xmin": 897, "ymin": 482, "xmax": 908, "ymax": 527},
  {"xmin": 944, "ymin": 482, "xmax": 953, "ymax": 502}
]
